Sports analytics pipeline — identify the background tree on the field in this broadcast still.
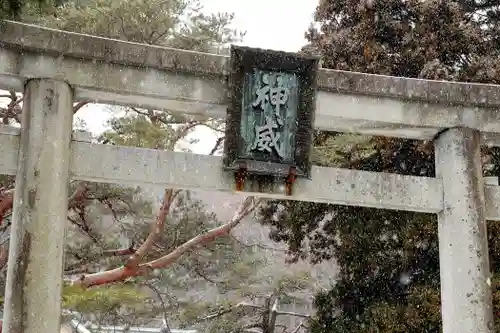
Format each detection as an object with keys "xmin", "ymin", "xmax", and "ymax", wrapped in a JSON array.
[
  {"xmin": 0, "ymin": 0, "xmax": 47, "ymax": 20},
  {"xmin": 260, "ymin": 1, "xmax": 500, "ymax": 333}
]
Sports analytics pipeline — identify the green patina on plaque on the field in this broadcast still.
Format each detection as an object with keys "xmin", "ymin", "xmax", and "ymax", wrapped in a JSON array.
[
  {"xmin": 239, "ymin": 69, "xmax": 299, "ymax": 164},
  {"xmin": 223, "ymin": 45, "xmax": 319, "ymax": 179}
]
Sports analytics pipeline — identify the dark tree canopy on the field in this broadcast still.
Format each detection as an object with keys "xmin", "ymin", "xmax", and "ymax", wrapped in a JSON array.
[
  {"xmin": 0, "ymin": 0, "xmax": 76, "ymax": 21},
  {"xmin": 259, "ymin": 1, "xmax": 500, "ymax": 332},
  {"xmin": 304, "ymin": 0, "xmax": 500, "ymax": 82}
]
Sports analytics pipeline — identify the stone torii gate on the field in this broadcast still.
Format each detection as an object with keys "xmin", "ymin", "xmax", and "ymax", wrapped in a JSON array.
[{"xmin": 0, "ymin": 20, "xmax": 499, "ymax": 333}]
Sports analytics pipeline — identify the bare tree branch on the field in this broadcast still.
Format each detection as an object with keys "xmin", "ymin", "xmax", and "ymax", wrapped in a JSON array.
[
  {"xmin": 197, "ymin": 296, "xmax": 310, "ymax": 333},
  {"xmin": 68, "ymin": 183, "xmax": 90, "ymax": 211},
  {"xmin": 0, "ymin": 182, "xmax": 136, "ymax": 269},
  {"xmin": 0, "ymin": 189, "xmax": 14, "ymax": 226},
  {"xmin": 125, "ymin": 189, "xmax": 176, "ymax": 268},
  {"xmin": 274, "ymin": 311, "xmax": 311, "ymax": 319},
  {"xmin": 73, "ymin": 196, "xmax": 259, "ymax": 287},
  {"xmin": 102, "ymin": 245, "xmax": 136, "ymax": 257},
  {"xmin": 199, "ymin": 123, "xmax": 225, "ymax": 133},
  {"xmin": 178, "ymin": 261, "xmax": 221, "ymax": 284},
  {"xmin": 169, "ymin": 120, "xmax": 200, "ymax": 149},
  {"xmin": 230, "ymin": 234, "xmax": 287, "ymax": 253},
  {"xmin": 64, "ymin": 266, "xmax": 94, "ymax": 276},
  {"xmin": 209, "ymin": 137, "xmax": 224, "ymax": 156},
  {"xmin": 243, "ymin": 323, "xmax": 264, "ymax": 332},
  {"xmin": 199, "ymin": 302, "xmax": 264, "ymax": 321},
  {"xmin": 73, "ymin": 101, "xmax": 89, "ymax": 113},
  {"xmin": 142, "ymin": 281, "xmax": 172, "ymax": 329},
  {"xmin": 129, "ymin": 107, "xmax": 154, "ymax": 117},
  {"xmin": 267, "ymin": 298, "xmax": 279, "ymax": 333},
  {"xmin": 0, "ymin": 91, "xmax": 87, "ymax": 125},
  {"xmin": 290, "ymin": 319, "xmax": 308, "ymax": 333},
  {"xmin": 0, "ymin": 245, "xmax": 8, "ymax": 269}
]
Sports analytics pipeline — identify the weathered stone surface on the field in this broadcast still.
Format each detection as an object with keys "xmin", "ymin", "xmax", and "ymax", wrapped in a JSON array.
[
  {"xmin": 0, "ymin": 21, "xmax": 228, "ymax": 78},
  {"xmin": 316, "ymin": 69, "xmax": 500, "ymax": 108},
  {"xmin": 5, "ymin": 20, "xmax": 500, "ymax": 144},
  {"xmin": 435, "ymin": 128, "xmax": 494, "ymax": 333},
  {"xmin": 2, "ymin": 21, "xmax": 500, "ymax": 108}
]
